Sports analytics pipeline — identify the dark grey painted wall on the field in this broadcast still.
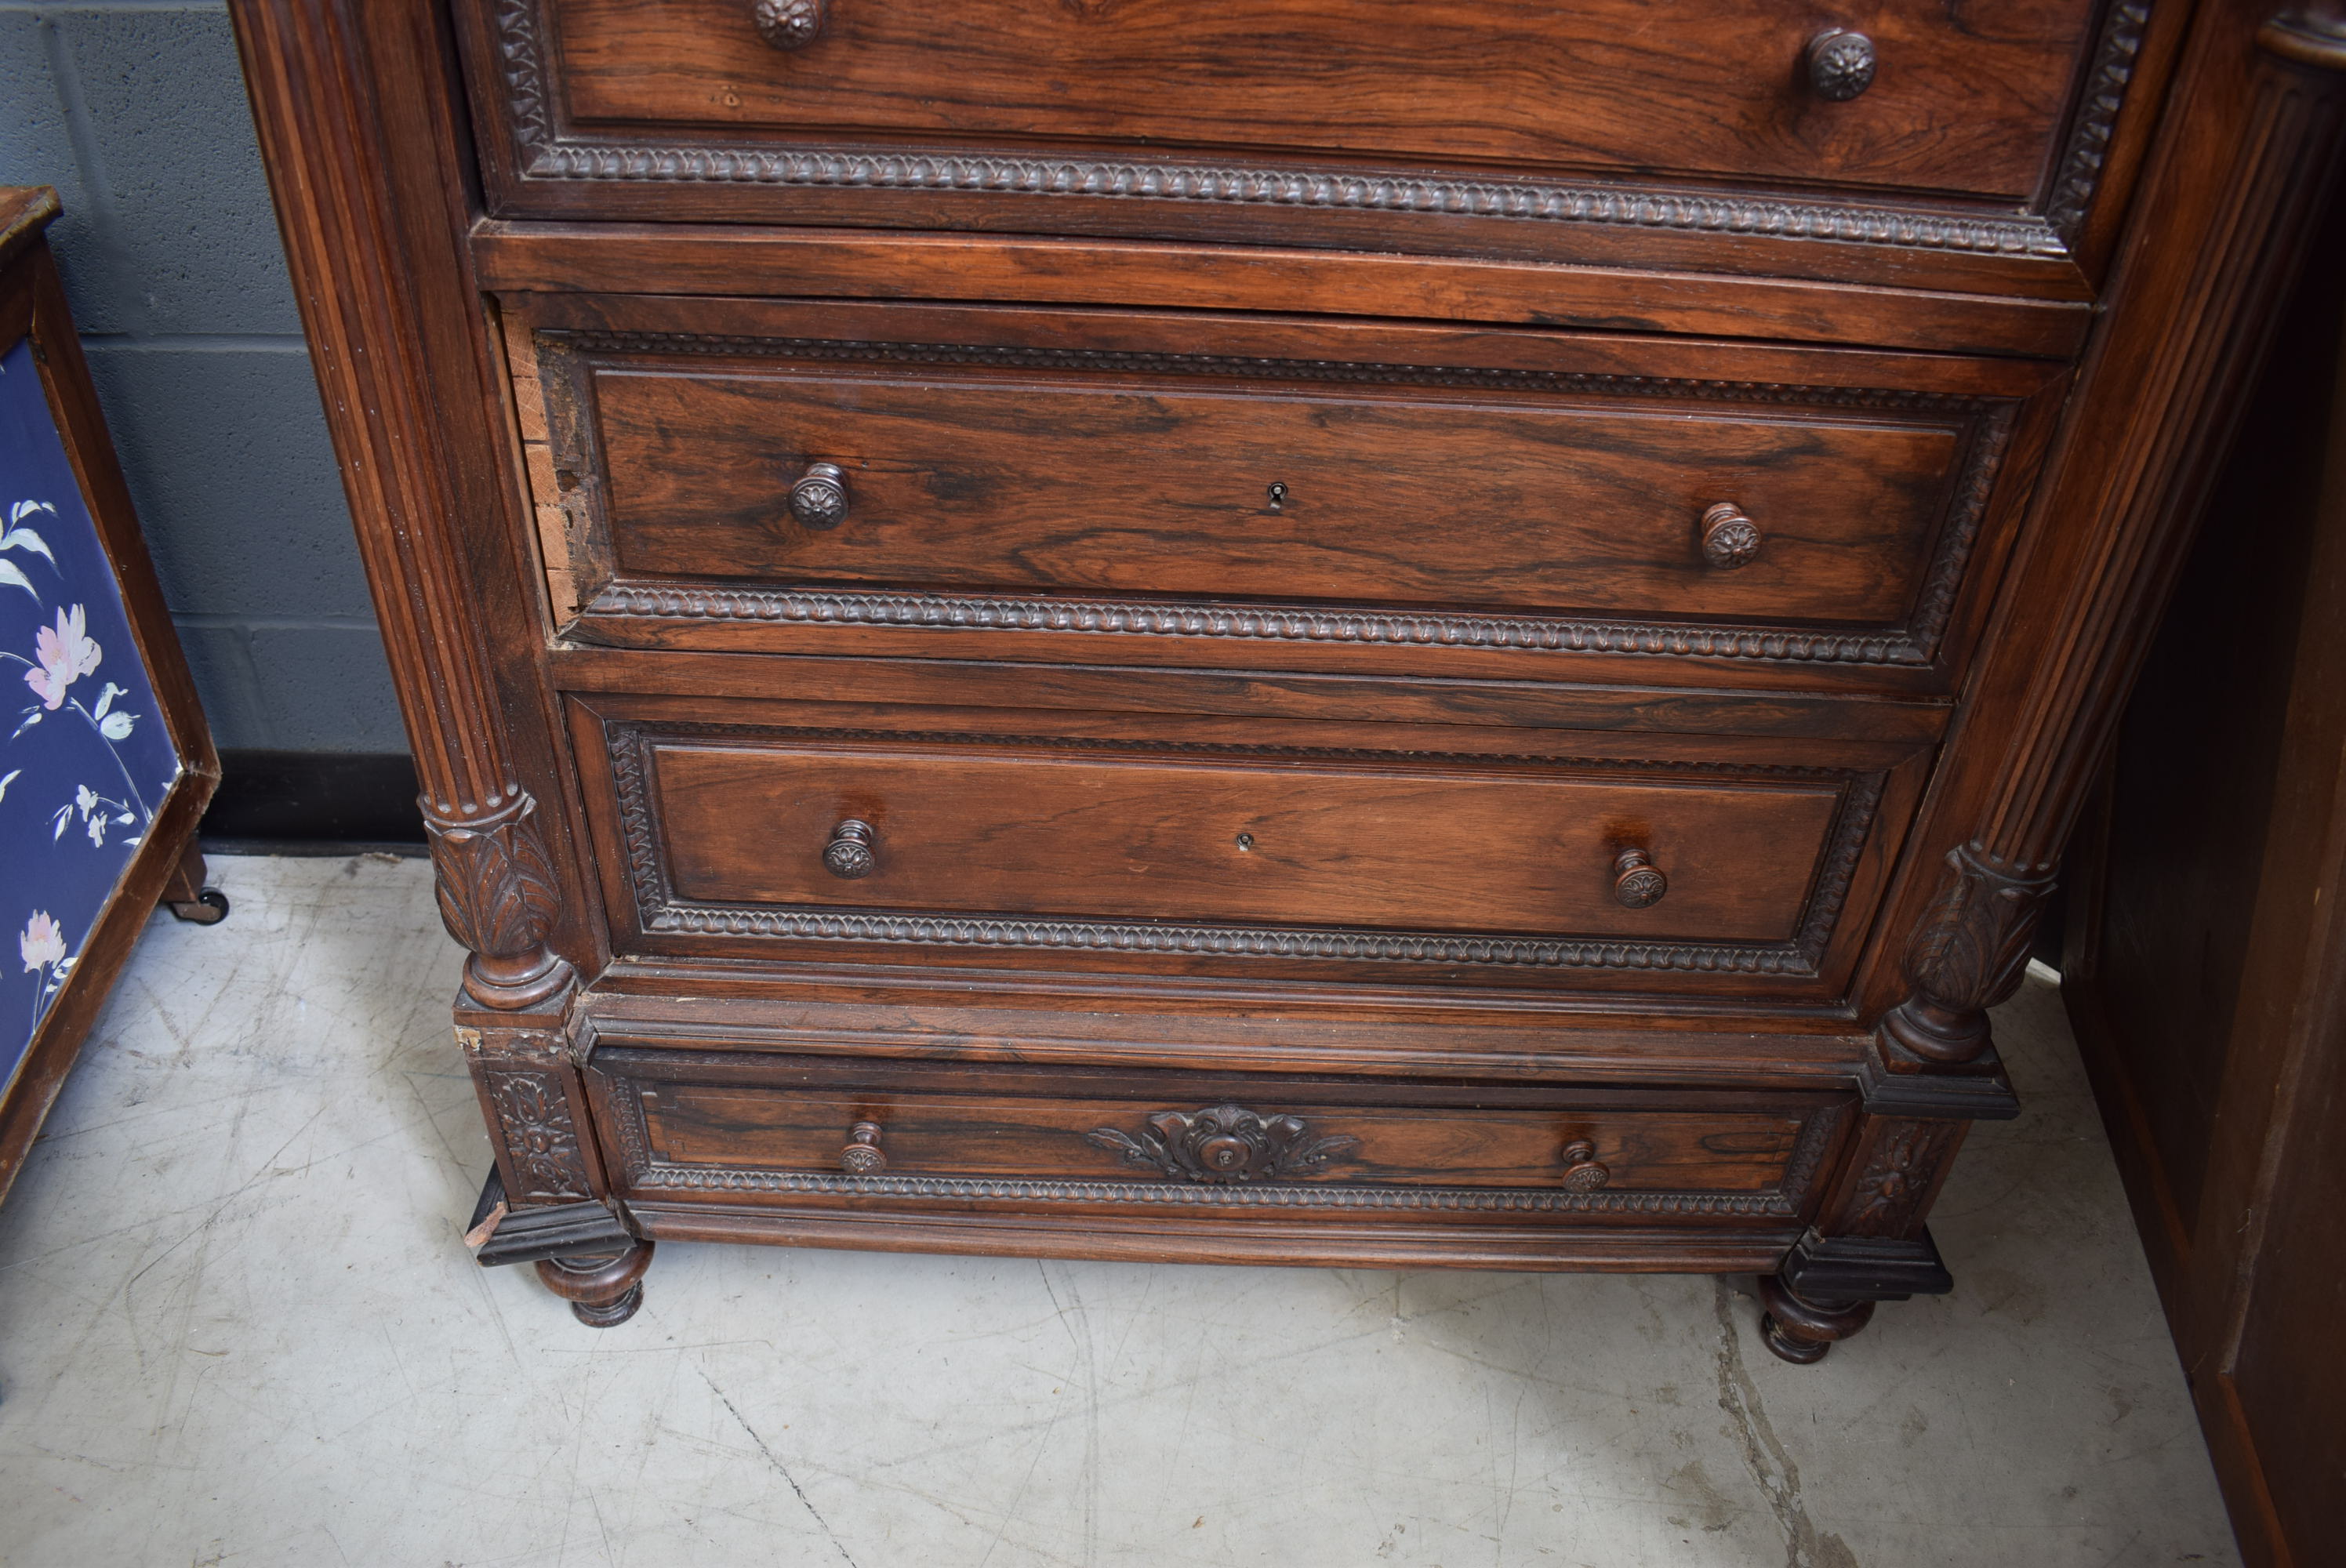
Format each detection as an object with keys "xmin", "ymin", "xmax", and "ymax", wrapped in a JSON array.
[{"xmin": 2, "ymin": 1, "xmax": 406, "ymax": 753}]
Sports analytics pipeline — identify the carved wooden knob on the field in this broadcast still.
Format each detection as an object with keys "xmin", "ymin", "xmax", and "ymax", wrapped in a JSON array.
[
  {"xmin": 789, "ymin": 462, "xmax": 850, "ymax": 529},
  {"xmin": 1807, "ymin": 30, "xmax": 1877, "ymax": 100},
  {"xmin": 1613, "ymin": 849, "xmax": 1667, "ymax": 909},
  {"xmin": 1561, "ymin": 1139, "xmax": 1612, "ymax": 1192},
  {"xmin": 823, "ymin": 818, "xmax": 877, "ymax": 879},
  {"xmin": 753, "ymin": 0, "xmax": 829, "ymax": 49},
  {"xmin": 841, "ymin": 1120, "xmax": 885, "ymax": 1174},
  {"xmin": 1700, "ymin": 502, "xmax": 1762, "ymax": 568}
]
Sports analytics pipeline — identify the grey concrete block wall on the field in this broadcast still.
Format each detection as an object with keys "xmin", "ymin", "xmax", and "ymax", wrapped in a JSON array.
[{"xmin": 0, "ymin": 1, "xmax": 406, "ymax": 753}]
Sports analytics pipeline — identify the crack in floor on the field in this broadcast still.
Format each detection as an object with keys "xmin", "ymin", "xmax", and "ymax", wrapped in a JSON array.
[
  {"xmin": 1712, "ymin": 1279, "xmax": 1859, "ymax": 1568},
  {"xmin": 699, "ymin": 1366, "xmax": 859, "ymax": 1567}
]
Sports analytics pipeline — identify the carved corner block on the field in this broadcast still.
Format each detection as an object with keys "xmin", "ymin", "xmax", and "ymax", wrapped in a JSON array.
[
  {"xmin": 480, "ymin": 1069, "xmax": 596, "ymax": 1201},
  {"xmin": 1819, "ymin": 1115, "xmax": 1972, "ymax": 1245},
  {"xmin": 1879, "ymin": 841, "xmax": 2057, "ymax": 1066},
  {"xmin": 426, "ymin": 792, "xmax": 576, "ymax": 1011},
  {"xmin": 458, "ymin": 1020, "xmax": 605, "ymax": 1207}
]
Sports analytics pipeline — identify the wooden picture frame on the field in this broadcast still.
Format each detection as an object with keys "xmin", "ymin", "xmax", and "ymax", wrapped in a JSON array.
[{"xmin": 0, "ymin": 187, "xmax": 226, "ymax": 1205}]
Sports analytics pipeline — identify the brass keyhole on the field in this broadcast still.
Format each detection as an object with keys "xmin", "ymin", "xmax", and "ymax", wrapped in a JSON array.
[
  {"xmin": 1266, "ymin": 483, "xmax": 1288, "ymax": 512},
  {"xmin": 1235, "ymin": 833, "xmax": 1255, "ymax": 851}
]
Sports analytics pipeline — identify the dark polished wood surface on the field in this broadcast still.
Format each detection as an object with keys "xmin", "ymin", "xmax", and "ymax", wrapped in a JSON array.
[
  {"xmin": 452, "ymin": 0, "xmax": 2174, "ymax": 289},
  {"xmin": 231, "ymin": 0, "xmax": 2346, "ymax": 1364},
  {"xmin": 528, "ymin": 298, "xmax": 2010, "ymax": 641},
  {"xmin": 531, "ymin": 0, "xmax": 2094, "ymax": 199},
  {"xmin": 2063, "ymin": 167, "xmax": 2346, "ymax": 1568}
]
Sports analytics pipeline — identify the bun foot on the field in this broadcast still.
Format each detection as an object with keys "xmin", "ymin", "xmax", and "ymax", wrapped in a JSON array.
[
  {"xmin": 535, "ymin": 1238, "xmax": 653, "ymax": 1327},
  {"xmin": 568, "ymin": 1283, "xmax": 645, "ymax": 1327},
  {"xmin": 1756, "ymin": 1272, "xmax": 1876, "ymax": 1363}
]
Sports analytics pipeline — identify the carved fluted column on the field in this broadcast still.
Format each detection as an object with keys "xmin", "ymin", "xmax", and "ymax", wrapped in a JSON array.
[
  {"xmin": 229, "ymin": 0, "xmax": 575, "ymax": 1019},
  {"xmin": 1877, "ymin": 0, "xmax": 2346, "ymax": 1071},
  {"xmin": 227, "ymin": 0, "xmax": 645, "ymax": 1316}
]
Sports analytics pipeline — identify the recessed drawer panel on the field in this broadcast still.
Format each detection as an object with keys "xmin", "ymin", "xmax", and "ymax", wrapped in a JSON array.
[
  {"xmin": 462, "ymin": 0, "xmax": 2106, "ymax": 230},
  {"xmin": 573, "ymin": 691, "xmax": 1931, "ymax": 993},
  {"xmin": 586, "ymin": 1051, "xmax": 1854, "ymax": 1230},
  {"xmin": 659, "ymin": 743, "xmax": 1832, "ymax": 942},
  {"xmin": 595, "ymin": 367, "xmax": 1959, "ymax": 623},
  {"xmin": 519, "ymin": 297, "xmax": 2043, "ymax": 681}
]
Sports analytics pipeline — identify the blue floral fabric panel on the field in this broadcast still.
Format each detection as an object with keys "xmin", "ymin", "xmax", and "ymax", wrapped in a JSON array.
[{"xmin": 2, "ymin": 333, "xmax": 183, "ymax": 1096}]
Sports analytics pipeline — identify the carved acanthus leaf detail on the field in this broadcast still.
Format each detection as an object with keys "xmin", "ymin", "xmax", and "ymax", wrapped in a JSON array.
[
  {"xmin": 1879, "ymin": 843, "xmax": 2057, "ymax": 1065},
  {"xmin": 428, "ymin": 796, "xmax": 559, "ymax": 954},
  {"xmin": 1088, "ymin": 1106, "xmax": 1360, "ymax": 1184},
  {"xmin": 425, "ymin": 793, "xmax": 574, "ymax": 1009}
]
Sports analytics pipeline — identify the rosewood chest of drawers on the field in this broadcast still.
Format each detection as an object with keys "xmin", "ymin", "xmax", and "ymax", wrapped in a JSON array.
[{"xmin": 229, "ymin": 0, "xmax": 2346, "ymax": 1356}]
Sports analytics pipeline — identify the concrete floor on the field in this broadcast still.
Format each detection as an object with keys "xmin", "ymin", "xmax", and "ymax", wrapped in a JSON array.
[{"xmin": 0, "ymin": 855, "xmax": 2240, "ymax": 1568}]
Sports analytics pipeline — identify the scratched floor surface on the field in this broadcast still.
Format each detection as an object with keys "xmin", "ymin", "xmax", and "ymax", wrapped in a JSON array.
[{"xmin": 0, "ymin": 855, "xmax": 2239, "ymax": 1567}]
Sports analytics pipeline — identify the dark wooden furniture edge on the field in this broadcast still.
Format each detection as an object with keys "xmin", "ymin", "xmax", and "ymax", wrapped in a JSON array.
[
  {"xmin": 2059, "ymin": 103, "xmax": 2346, "ymax": 1563},
  {"xmin": 470, "ymin": 221, "xmax": 2098, "ymax": 361},
  {"xmin": 1854, "ymin": 1, "xmax": 2346, "ymax": 1064}
]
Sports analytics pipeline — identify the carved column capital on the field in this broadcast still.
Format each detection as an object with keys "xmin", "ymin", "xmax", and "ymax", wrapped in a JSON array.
[
  {"xmin": 426, "ymin": 793, "xmax": 576, "ymax": 1011},
  {"xmin": 1879, "ymin": 842, "xmax": 2057, "ymax": 1065}
]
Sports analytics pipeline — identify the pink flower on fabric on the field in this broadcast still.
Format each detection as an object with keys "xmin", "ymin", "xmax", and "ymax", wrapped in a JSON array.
[
  {"xmin": 24, "ymin": 604, "xmax": 100, "ymax": 710},
  {"xmin": 19, "ymin": 911, "xmax": 65, "ymax": 971}
]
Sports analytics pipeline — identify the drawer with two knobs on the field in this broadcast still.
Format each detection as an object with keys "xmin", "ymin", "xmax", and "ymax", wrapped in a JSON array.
[
  {"xmin": 582, "ymin": 1049, "xmax": 1856, "ymax": 1236},
  {"xmin": 512, "ymin": 295, "xmax": 2057, "ymax": 686},
  {"xmin": 567, "ymin": 690, "xmax": 1934, "ymax": 996},
  {"xmin": 459, "ymin": 0, "xmax": 2108, "ymax": 260}
]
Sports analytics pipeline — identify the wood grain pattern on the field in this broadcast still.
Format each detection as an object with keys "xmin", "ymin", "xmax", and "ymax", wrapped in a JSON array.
[
  {"xmin": 472, "ymin": 224, "xmax": 2098, "ymax": 358},
  {"xmin": 568, "ymin": 693, "xmax": 1928, "ymax": 996},
  {"xmin": 453, "ymin": 0, "xmax": 2143, "ymax": 289},
  {"xmin": 1862, "ymin": 0, "xmax": 2346, "ymax": 1064},
  {"xmin": 540, "ymin": 0, "xmax": 2090, "ymax": 199},
  {"xmin": 576, "ymin": 346, "xmax": 1968, "ymax": 628},
  {"xmin": 231, "ymin": 0, "xmax": 580, "ymax": 1016},
  {"xmin": 583, "ymin": 1047, "xmax": 1850, "ymax": 1225},
  {"xmin": 2062, "ymin": 154, "xmax": 2346, "ymax": 1568},
  {"xmin": 231, "ymin": 0, "xmax": 2346, "ymax": 1360},
  {"xmin": 647, "ymin": 737, "xmax": 1843, "ymax": 942},
  {"xmin": 646, "ymin": 1089, "xmax": 1815, "ymax": 1193},
  {"xmin": 521, "ymin": 293, "xmax": 2039, "ymax": 681}
]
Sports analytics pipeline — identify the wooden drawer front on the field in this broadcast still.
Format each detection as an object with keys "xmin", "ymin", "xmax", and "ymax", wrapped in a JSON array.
[
  {"xmin": 578, "ymin": 695, "xmax": 1928, "ymax": 989},
  {"xmin": 662, "ymin": 746, "xmax": 1831, "ymax": 940},
  {"xmin": 592, "ymin": 1054, "xmax": 1853, "ymax": 1227},
  {"xmin": 466, "ymin": 0, "xmax": 2105, "ymax": 224},
  {"xmin": 522, "ymin": 299, "xmax": 2037, "ymax": 677}
]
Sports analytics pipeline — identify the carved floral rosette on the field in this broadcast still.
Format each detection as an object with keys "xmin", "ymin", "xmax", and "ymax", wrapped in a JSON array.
[{"xmin": 484, "ymin": 1067, "xmax": 594, "ymax": 1200}]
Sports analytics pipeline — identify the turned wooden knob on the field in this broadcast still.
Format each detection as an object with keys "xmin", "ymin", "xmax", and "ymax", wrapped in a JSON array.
[
  {"xmin": 1560, "ymin": 1139, "xmax": 1612, "ymax": 1192},
  {"xmin": 1701, "ymin": 502, "xmax": 1762, "ymax": 568},
  {"xmin": 753, "ymin": 0, "xmax": 829, "ymax": 49},
  {"xmin": 823, "ymin": 818, "xmax": 877, "ymax": 879},
  {"xmin": 842, "ymin": 1120, "xmax": 885, "ymax": 1174},
  {"xmin": 789, "ymin": 462, "xmax": 850, "ymax": 529},
  {"xmin": 1807, "ymin": 30, "xmax": 1877, "ymax": 100},
  {"xmin": 1613, "ymin": 848, "xmax": 1667, "ymax": 909}
]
